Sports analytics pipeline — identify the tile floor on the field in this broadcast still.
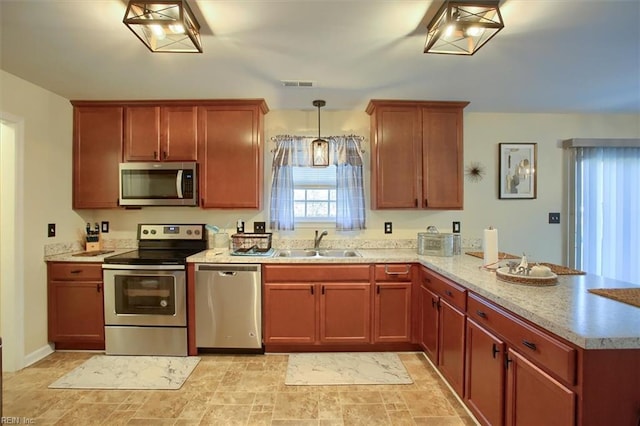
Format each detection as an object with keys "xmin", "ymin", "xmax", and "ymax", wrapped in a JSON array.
[{"xmin": 3, "ymin": 351, "xmax": 478, "ymax": 425}]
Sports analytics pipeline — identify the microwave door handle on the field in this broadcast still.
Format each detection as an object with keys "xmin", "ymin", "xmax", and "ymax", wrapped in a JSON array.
[{"xmin": 176, "ymin": 170, "xmax": 184, "ymax": 199}]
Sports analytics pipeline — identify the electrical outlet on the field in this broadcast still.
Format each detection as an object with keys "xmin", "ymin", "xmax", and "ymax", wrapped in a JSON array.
[
  {"xmin": 549, "ymin": 212, "xmax": 561, "ymax": 224},
  {"xmin": 453, "ymin": 221, "xmax": 461, "ymax": 233},
  {"xmin": 254, "ymin": 221, "xmax": 266, "ymax": 233},
  {"xmin": 101, "ymin": 221, "xmax": 110, "ymax": 233},
  {"xmin": 384, "ymin": 222, "xmax": 392, "ymax": 234},
  {"xmin": 48, "ymin": 223, "xmax": 56, "ymax": 237}
]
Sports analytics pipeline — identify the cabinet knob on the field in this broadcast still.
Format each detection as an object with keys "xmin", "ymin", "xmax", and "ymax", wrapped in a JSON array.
[
  {"xmin": 153, "ymin": 151, "xmax": 158, "ymax": 159},
  {"xmin": 424, "ymin": 198, "xmax": 428, "ymax": 208},
  {"xmin": 445, "ymin": 289, "xmax": 453, "ymax": 297},
  {"xmin": 96, "ymin": 284, "xmax": 101, "ymax": 293},
  {"xmin": 414, "ymin": 199, "xmax": 418, "ymax": 207},
  {"xmin": 310, "ymin": 286, "xmax": 314, "ymax": 295},
  {"xmin": 70, "ymin": 269, "xmax": 82, "ymax": 274},
  {"xmin": 162, "ymin": 151, "xmax": 168, "ymax": 160},
  {"xmin": 522, "ymin": 340, "xmax": 537, "ymax": 351},
  {"xmin": 476, "ymin": 310, "xmax": 487, "ymax": 319}
]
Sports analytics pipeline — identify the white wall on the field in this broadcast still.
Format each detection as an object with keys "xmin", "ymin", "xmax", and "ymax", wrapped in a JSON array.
[
  {"xmin": 0, "ymin": 70, "xmax": 78, "ymax": 358},
  {"xmin": 2, "ymin": 68, "xmax": 639, "ymax": 356}
]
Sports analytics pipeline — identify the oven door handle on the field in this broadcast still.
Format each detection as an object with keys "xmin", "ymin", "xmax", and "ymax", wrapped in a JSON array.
[{"xmin": 102, "ymin": 264, "xmax": 185, "ymax": 271}]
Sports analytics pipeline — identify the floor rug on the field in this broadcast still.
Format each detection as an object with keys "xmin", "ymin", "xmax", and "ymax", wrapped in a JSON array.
[
  {"xmin": 285, "ymin": 352, "xmax": 413, "ymax": 386},
  {"xmin": 48, "ymin": 355, "xmax": 200, "ymax": 390}
]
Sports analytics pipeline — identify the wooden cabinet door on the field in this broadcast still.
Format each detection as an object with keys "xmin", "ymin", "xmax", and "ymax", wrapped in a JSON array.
[
  {"xmin": 263, "ymin": 283, "xmax": 316, "ymax": 344},
  {"xmin": 421, "ymin": 106, "xmax": 464, "ymax": 209},
  {"xmin": 320, "ymin": 283, "xmax": 371, "ymax": 343},
  {"xmin": 369, "ymin": 104, "xmax": 421, "ymax": 208},
  {"xmin": 162, "ymin": 106, "xmax": 198, "ymax": 161},
  {"xmin": 48, "ymin": 281, "xmax": 104, "ymax": 346},
  {"xmin": 420, "ymin": 285, "xmax": 439, "ymax": 362},
  {"xmin": 199, "ymin": 104, "xmax": 264, "ymax": 208},
  {"xmin": 465, "ymin": 319, "xmax": 506, "ymax": 426},
  {"xmin": 505, "ymin": 349, "xmax": 576, "ymax": 426},
  {"xmin": 438, "ymin": 299, "xmax": 466, "ymax": 397},
  {"xmin": 72, "ymin": 106, "xmax": 122, "ymax": 209},
  {"xmin": 124, "ymin": 106, "xmax": 161, "ymax": 161},
  {"xmin": 374, "ymin": 282, "xmax": 412, "ymax": 342}
]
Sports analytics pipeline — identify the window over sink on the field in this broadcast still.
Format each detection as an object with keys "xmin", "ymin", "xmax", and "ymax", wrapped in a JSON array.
[{"xmin": 293, "ymin": 166, "xmax": 337, "ymax": 222}]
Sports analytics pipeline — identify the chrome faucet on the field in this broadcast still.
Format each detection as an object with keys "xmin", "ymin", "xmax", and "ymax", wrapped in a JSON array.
[{"xmin": 313, "ymin": 230, "xmax": 329, "ymax": 250}]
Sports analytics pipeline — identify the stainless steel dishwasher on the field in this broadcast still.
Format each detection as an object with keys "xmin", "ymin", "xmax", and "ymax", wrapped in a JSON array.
[{"xmin": 195, "ymin": 264, "xmax": 262, "ymax": 350}]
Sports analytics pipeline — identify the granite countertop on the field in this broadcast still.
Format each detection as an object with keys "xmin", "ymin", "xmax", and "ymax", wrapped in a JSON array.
[
  {"xmin": 45, "ymin": 246, "xmax": 640, "ymax": 350},
  {"xmin": 188, "ymin": 248, "xmax": 640, "ymax": 350},
  {"xmin": 45, "ymin": 248, "xmax": 135, "ymax": 262}
]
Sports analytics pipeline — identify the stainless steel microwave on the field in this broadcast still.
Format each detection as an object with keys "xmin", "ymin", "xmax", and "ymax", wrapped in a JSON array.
[{"xmin": 119, "ymin": 162, "xmax": 198, "ymax": 207}]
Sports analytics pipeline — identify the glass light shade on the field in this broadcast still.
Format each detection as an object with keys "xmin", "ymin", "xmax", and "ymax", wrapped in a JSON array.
[
  {"xmin": 124, "ymin": 0, "xmax": 202, "ymax": 53},
  {"xmin": 312, "ymin": 139, "xmax": 330, "ymax": 167},
  {"xmin": 424, "ymin": 1, "xmax": 504, "ymax": 55}
]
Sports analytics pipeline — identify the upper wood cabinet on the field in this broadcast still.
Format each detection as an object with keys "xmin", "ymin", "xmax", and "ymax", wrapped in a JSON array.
[
  {"xmin": 198, "ymin": 100, "xmax": 268, "ymax": 209},
  {"xmin": 366, "ymin": 100, "xmax": 468, "ymax": 210},
  {"xmin": 124, "ymin": 105, "xmax": 198, "ymax": 162},
  {"xmin": 72, "ymin": 104, "xmax": 123, "ymax": 209}
]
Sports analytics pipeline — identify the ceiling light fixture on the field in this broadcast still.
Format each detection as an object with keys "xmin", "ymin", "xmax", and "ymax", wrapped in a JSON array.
[
  {"xmin": 123, "ymin": 0, "xmax": 202, "ymax": 53},
  {"xmin": 311, "ymin": 100, "xmax": 329, "ymax": 167},
  {"xmin": 424, "ymin": 1, "xmax": 504, "ymax": 55}
]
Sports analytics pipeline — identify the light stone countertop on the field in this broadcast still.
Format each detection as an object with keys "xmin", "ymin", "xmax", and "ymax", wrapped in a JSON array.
[
  {"xmin": 188, "ymin": 248, "xmax": 640, "ymax": 350},
  {"xmin": 45, "ymin": 249, "xmax": 136, "ymax": 263}
]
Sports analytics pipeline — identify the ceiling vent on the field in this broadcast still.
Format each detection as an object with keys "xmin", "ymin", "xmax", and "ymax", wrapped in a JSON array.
[{"xmin": 281, "ymin": 80, "xmax": 314, "ymax": 87}]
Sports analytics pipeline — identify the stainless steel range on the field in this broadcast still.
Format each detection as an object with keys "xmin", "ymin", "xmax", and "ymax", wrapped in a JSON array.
[{"xmin": 102, "ymin": 224, "xmax": 206, "ymax": 356}]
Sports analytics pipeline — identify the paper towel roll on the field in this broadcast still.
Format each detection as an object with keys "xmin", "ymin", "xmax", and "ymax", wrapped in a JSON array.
[{"xmin": 483, "ymin": 227, "xmax": 499, "ymax": 267}]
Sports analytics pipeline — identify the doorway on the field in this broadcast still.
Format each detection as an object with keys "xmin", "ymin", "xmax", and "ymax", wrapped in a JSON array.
[{"xmin": 1, "ymin": 113, "xmax": 25, "ymax": 372}]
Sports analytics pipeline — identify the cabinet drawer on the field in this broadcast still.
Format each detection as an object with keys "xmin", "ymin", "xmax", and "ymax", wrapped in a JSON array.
[
  {"xmin": 421, "ymin": 267, "xmax": 466, "ymax": 311},
  {"xmin": 468, "ymin": 293, "xmax": 576, "ymax": 385},
  {"xmin": 48, "ymin": 263, "xmax": 103, "ymax": 281},
  {"xmin": 374, "ymin": 264, "xmax": 412, "ymax": 281},
  {"xmin": 263, "ymin": 264, "xmax": 370, "ymax": 282}
]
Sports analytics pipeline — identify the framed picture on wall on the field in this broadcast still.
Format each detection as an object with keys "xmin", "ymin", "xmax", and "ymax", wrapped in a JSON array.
[{"xmin": 499, "ymin": 143, "xmax": 537, "ymax": 199}]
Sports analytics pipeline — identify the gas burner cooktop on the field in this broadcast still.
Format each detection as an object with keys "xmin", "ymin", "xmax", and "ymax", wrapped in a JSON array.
[{"xmin": 103, "ymin": 224, "xmax": 207, "ymax": 266}]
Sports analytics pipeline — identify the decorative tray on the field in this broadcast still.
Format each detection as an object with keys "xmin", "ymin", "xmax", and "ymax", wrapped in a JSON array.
[{"xmin": 496, "ymin": 267, "xmax": 558, "ymax": 286}]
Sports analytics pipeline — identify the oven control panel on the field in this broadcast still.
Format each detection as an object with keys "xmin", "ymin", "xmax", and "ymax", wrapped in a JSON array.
[{"xmin": 138, "ymin": 224, "xmax": 205, "ymax": 240}]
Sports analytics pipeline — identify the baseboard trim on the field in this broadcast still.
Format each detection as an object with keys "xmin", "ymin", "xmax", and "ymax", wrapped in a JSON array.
[{"xmin": 24, "ymin": 343, "xmax": 54, "ymax": 367}]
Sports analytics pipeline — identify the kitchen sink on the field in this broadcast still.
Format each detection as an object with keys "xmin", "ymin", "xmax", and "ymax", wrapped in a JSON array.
[{"xmin": 276, "ymin": 249, "xmax": 361, "ymax": 258}]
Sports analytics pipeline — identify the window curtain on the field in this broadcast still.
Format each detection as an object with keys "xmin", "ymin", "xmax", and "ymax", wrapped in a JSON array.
[
  {"xmin": 269, "ymin": 136, "xmax": 311, "ymax": 231},
  {"xmin": 573, "ymin": 146, "xmax": 640, "ymax": 284},
  {"xmin": 331, "ymin": 136, "xmax": 366, "ymax": 230},
  {"xmin": 269, "ymin": 135, "xmax": 366, "ymax": 231}
]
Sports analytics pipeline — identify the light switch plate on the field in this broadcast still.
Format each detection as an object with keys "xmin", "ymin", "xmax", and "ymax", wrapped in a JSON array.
[
  {"xmin": 384, "ymin": 222, "xmax": 392, "ymax": 234},
  {"xmin": 48, "ymin": 223, "xmax": 56, "ymax": 237},
  {"xmin": 453, "ymin": 221, "xmax": 461, "ymax": 233},
  {"xmin": 254, "ymin": 221, "xmax": 266, "ymax": 233},
  {"xmin": 101, "ymin": 221, "xmax": 109, "ymax": 233}
]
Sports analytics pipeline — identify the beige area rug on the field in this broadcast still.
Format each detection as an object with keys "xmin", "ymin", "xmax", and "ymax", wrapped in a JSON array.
[
  {"xmin": 48, "ymin": 355, "xmax": 200, "ymax": 390},
  {"xmin": 285, "ymin": 352, "xmax": 413, "ymax": 386}
]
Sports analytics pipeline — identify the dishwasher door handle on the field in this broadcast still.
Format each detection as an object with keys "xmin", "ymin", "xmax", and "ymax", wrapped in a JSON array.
[{"xmin": 219, "ymin": 271, "xmax": 237, "ymax": 277}]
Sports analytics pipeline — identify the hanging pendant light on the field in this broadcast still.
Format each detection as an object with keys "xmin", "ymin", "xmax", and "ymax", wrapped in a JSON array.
[{"xmin": 312, "ymin": 100, "xmax": 329, "ymax": 167}]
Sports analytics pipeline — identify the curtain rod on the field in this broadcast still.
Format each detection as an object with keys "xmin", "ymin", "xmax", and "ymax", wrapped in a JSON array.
[{"xmin": 270, "ymin": 134, "xmax": 365, "ymax": 141}]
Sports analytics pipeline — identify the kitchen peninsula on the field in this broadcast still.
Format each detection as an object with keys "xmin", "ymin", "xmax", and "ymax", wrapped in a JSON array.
[{"xmin": 186, "ymin": 248, "xmax": 640, "ymax": 426}]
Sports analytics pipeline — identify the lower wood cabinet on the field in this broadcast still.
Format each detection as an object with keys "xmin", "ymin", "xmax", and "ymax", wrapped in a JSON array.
[
  {"xmin": 419, "ymin": 266, "xmax": 467, "ymax": 396},
  {"xmin": 373, "ymin": 264, "xmax": 412, "ymax": 343},
  {"xmin": 465, "ymin": 292, "xmax": 577, "ymax": 426},
  {"xmin": 505, "ymin": 348, "xmax": 575, "ymax": 426},
  {"xmin": 47, "ymin": 262, "xmax": 105, "ymax": 350},
  {"xmin": 263, "ymin": 265, "xmax": 371, "ymax": 347},
  {"xmin": 465, "ymin": 319, "xmax": 506, "ymax": 426}
]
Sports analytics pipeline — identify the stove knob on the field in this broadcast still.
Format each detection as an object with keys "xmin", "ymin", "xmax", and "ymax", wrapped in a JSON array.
[
  {"xmin": 186, "ymin": 230, "xmax": 192, "ymax": 235},
  {"xmin": 151, "ymin": 229, "xmax": 156, "ymax": 235},
  {"xmin": 160, "ymin": 300, "xmax": 168, "ymax": 308},
  {"xmin": 142, "ymin": 230, "xmax": 148, "ymax": 235},
  {"xmin": 194, "ymin": 229, "xmax": 200, "ymax": 235}
]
